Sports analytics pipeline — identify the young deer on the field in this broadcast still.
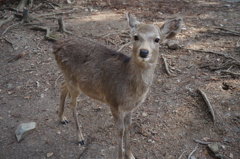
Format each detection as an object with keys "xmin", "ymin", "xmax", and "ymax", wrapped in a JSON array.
[{"xmin": 53, "ymin": 13, "xmax": 182, "ymax": 159}]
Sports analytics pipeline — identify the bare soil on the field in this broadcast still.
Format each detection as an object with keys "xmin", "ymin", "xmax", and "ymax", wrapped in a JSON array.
[{"xmin": 0, "ymin": 0, "xmax": 239, "ymax": 159}]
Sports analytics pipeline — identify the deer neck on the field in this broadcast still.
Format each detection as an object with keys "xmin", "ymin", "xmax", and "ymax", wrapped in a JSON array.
[{"xmin": 129, "ymin": 56, "xmax": 157, "ymax": 89}]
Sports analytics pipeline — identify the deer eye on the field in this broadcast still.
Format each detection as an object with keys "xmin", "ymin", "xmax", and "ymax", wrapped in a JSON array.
[
  {"xmin": 134, "ymin": 35, "xmax": 139, "ymax": 41},
  {"xmin": 154, "ymin": 38, "xmax": 160, "ymax": 43}
]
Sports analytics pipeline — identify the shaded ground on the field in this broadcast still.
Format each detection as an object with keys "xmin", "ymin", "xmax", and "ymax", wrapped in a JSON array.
[{"xmin": 0, "ymin": 0, "xmax": 239, "ymax": 159}]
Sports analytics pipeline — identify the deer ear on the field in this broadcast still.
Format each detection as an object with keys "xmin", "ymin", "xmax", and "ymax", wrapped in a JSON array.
[
  {"xmin": 160, "ymin": 17, "xmax": 183, "ymax": 40},
  {"xmin": 126, "ymin": 12, "xmax": 140, "ymax": 29}
]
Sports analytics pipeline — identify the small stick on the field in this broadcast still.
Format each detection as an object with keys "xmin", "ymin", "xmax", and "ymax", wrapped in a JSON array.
[
  {"xmin": 198, "ymin": 89, "xmax": 216, "ymax": 124},
  {"xmin": 194, "ymin": 139, "xmax": 212, "ymax": 145},
  {"xmin": 177, "ymin": 151, "xmax": 186, "ymax": 159},
  {"xmin": 117, "ymin": 41, "xmax": 131, "ymax": 52},
  {"xmin": 162, "ymin": 55, "xmax": 171, "ymax": 75},
  {"xmin": 187, "ymin": 144, "xmax": 199, "ymax": 159}
]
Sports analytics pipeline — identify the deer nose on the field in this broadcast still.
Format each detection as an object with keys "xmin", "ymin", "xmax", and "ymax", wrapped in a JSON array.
[{"xmin": 139, "ymin": 49, "xmax": 149, "ymax": 58}]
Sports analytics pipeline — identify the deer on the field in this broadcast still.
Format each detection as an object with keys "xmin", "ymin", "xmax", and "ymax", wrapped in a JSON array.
[{"xmin": 53, "ymin": 13, "xmax": 182, "ymax": 159}]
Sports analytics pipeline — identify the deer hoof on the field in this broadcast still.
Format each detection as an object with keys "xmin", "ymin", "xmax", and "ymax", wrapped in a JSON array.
[
  {"xmin": 60, "ymin": 120, "xmax": 69, "ymax": 124},
  {"xmin": 78, "ymin": 140, "xmax": 85, "ymax": 145}
]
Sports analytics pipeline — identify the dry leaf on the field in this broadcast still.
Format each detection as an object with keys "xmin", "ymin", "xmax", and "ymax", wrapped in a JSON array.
[
  {"xmin": 8, "ymin": 91, "xmax": 14, "ymax": 95},
  {"xmin": 47, "ymin": 152, "xmax": 53, "ymax": 158},
  {"xmin": 24, "ymin": 95, "xmax": 31, "ymax": 99}
]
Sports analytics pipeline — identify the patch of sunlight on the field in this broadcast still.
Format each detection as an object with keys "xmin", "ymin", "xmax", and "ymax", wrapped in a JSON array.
[{"xmin": 77, "ymin": 12, "xmax": 123, "ymax": 22}]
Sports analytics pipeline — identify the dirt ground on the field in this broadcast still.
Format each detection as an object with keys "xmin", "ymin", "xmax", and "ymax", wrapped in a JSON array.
[{"xmin": 0, "ymin": 0, "xmax": 239, "ymax": 159}]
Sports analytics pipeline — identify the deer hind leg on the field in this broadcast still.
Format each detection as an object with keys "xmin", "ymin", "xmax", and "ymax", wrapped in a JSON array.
[
  {"xmin": 68, "ymin": 90, "xmax": 85, "ymax": 145},
  {"xmin": 59, "ymin": 81, "xmax": 69, "ymax": 124},
  {"xmin": 124, "ymin": 112, "xmax": 135, "ymax": 159}
]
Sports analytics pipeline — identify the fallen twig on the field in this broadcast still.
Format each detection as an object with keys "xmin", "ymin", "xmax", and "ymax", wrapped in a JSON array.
[
  {"xmin": 215, "ymin": 27, "xmax": 240, "ymax": 36},
  {"xmin": 177, "ymin": 151, "xmax": 186, "ymax": 159},
  {"xmin": 194, "ymin": 139, "xmax": 212, "ymax": 145},
  {"xmin": 162, "ymin": 55, "xmax": 171, "ymax": 76},
  {"xmin": 186, "ymin": 48, "xmax": 235, "ymax": 61},
  {"xmin": 187, "ymin": 144, "xmax": 199, "ymax": 159},
  {"xmin": 198, "ymin": 89, "xmax": 216, "ymax": 124},
  {"xmin": 54, "ymin": 74, "xmax": 63, "ymax": 88},
  {"xmin": 220, "ymin": 70, "xmax": 240, "ymax": 77},
  {"xmin": 8, "ymin": 51, "xmax": 27, "ymax": 63},
  {"xmin": 117, "ymin": 41, "xmax": 131, "ymax": 52},
  {"xmin": 44, "ymin": 0, "xmax": 61, "ymax": 9}
]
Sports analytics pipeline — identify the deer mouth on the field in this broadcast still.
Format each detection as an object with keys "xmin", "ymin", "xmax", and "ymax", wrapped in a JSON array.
[{"xmin": 138, "ymin": 55, "xmax": 151, "ymax": 62}]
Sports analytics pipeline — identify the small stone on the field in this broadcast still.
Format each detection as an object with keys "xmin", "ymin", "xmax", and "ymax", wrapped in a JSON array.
[
  {"xmin": 47, "ymin": 152, "xmax": 53, "ymax": 158},
  {"xmin": 100, "ymin": 149, "xmax": 105, "ymax": 156},
  {"xmin": 220, "ymin": 144, "xmax": 226, "ymax": 150},
  {"xmin": 167, "ymin": 40, "xmax": 179, "ymax": 50},
  {"xmin": 147, "ymin": 139, "xmax": 155, "ymax": 143},
  {"xmin": 7, "ymin": 83, "xmax": 13, "ymax": 88},
  {"xmin": 36, "ymin": 81, "xmax": 40, "ymax": 88},
  {"xmin": 229, "ymin": 153, "xmax": 233, "ymax": 158},
  {"xmin": 207, "ymin": 143, "xmax": 219, "ymax": 155},
  {"xmin": 15, "ymin": 122, "xmax": 37, "ymax": 142},
  {"xmin": 142, "ymin": 112, "xmax": 148, "ymax": 117},
  {"xmin": 226, "ymin": 112, "xmax": 231, "ymax": 116},
  {"xmin": 190, "ymin": 156, "xmax": 196, "ymax": 159},
  {"xmin": 224, "ymin": 4, "xmax": 231, "ymax": 7}
]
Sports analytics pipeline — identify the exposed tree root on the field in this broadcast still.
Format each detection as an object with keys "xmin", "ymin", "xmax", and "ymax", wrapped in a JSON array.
[
  {"xmin": 36, "ymin": 9, "xmax": 80, "ymax": 18},
  {"xmin": 31, "ymin": 26, "xmax": 56, "ymax": 41},
  {"xmin": 186, "ymin": 48, "xmax": 240, "ymax": 74},
  {"xmin": 57, "ymin": 17, "xmax": 72, "ymax": 34},
  {"xmin": 1, "ymin": 22, "xmax": 21, "ymax": 36},
  {"xmin": 162, "ymin": 55, "xmax": 171, "ymax": 76},
  {"xmin": 0, "ymin": 15, "xmax": 14, "ymax": 28},
  {"xmin": 198, "ymin": 89, "xmax": 216, "ymax": 124},
  {"xmin": 17, "ymin": 0, "xmax": 29, "ymax": 11}
]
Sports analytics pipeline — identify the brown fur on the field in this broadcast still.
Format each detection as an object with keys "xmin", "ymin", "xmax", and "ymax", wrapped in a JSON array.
[{"xmin": 53, "ymin": 13, "xmax": 182, "ymax": 159}]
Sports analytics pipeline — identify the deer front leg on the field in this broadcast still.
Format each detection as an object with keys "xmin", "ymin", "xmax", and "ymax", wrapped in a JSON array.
[
  {"xmin": 110, "ymin": 107, "xmax": 125, "ymax": 159},
  {"xmin": 124, "ymin": 111, "xmax": 135, "ymax": 159}
]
